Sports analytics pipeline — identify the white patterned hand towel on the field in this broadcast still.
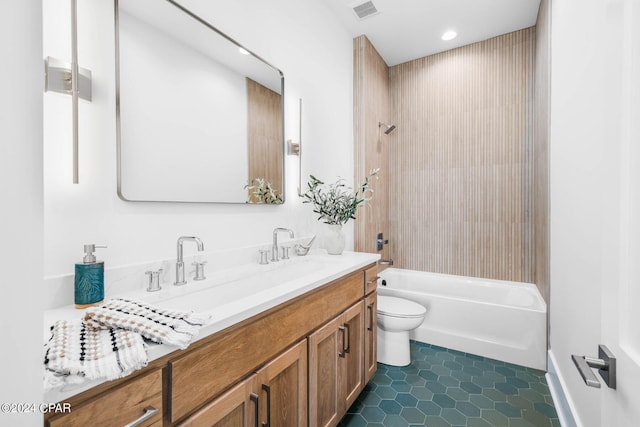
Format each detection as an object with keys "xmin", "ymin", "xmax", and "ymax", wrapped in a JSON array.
[
  {"xmin": 84, "ymin": 299, "xmax": 211, "ymax": 349},
  {"xmin": 44, "ymin": 320, "xmax": 147, "ymax": 391}
]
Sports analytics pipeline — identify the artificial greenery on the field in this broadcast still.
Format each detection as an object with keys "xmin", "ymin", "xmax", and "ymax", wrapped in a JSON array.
[
  {"xmin": 245, "ymin": 178, "xmax": 284, "ymax": 204},
  {"xmin": 301, "ymin": 169, "xmax": 378, "ymax": 225}
]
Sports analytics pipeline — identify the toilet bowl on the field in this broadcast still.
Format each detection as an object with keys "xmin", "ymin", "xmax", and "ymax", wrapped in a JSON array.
[{"xmin": 377, "ymin": 295, "xmax": 427, "ymax": 366}]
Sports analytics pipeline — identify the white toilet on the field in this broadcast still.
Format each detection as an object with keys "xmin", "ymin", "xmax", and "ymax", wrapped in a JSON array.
[{"xmin": 377, "ymin": 295, "xmax": 427, "ymax": 366}]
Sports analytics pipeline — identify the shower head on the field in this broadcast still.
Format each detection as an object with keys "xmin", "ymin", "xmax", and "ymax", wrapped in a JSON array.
[{"xmin": 379, "ymin": 122, "xmax": 396, "ymax": 135}]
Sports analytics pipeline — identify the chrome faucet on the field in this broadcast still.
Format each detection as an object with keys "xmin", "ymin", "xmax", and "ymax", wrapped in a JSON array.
[
  {"xmin": 174, "ymin": 236, "xmax": 204, "ymax": 286},
  {"xmin": 272, "ymin": 228, "xmax": 294, "ymax": 262}
]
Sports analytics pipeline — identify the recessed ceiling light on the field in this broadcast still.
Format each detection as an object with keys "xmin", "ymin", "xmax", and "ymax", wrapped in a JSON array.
[
  {"xmin": 238, "ymin": 47, "xmax": 250, "ymax": 55},
  {"xmin": 442, "ymin": 31, "xmax": 457, "ymax": 41}
]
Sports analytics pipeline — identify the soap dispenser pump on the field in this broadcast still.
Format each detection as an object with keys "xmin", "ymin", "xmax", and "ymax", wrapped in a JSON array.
[{"xmin": 74, "ymin": 244, "xmax": 107, "ymax": 308}]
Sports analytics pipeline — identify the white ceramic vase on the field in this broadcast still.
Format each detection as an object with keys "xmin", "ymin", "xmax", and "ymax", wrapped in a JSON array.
[{"xmin": 325, "ymin": 224, "xmax": 346, "ymax": 255}]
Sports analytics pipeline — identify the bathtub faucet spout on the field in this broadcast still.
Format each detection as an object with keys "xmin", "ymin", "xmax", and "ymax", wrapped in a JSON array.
[{"xmin": 379, "ymin": 259, "xmax": 394, "ymax": 266}]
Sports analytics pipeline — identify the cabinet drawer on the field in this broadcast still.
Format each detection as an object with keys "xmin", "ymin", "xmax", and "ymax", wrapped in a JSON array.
[
  {"xmin": 364, "ymin": 265, "xmax": 378, "ymax": 295},
  {"xmin": 47, "ymin": 369, "xmax": 162, "ymax": 427}
]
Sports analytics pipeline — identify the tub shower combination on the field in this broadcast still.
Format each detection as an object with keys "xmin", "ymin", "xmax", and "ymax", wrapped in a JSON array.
[{"xmin": 377, "ymin": 268, "xmax": 547, "ymax": 370}]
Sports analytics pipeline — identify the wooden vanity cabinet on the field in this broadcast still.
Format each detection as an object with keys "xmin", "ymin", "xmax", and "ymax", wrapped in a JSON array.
[
  {"xmin": 45, "ymin": 262, "xmax": 377, "ymax": 427},
  {"xmin": 308, "ymin": 301, "xmax": 365, "ymax": 427}
]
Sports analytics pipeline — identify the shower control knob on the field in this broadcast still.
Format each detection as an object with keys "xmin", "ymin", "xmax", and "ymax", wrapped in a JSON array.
[{"xmin": 376, "ymin": 232, "xmax": 389, "ymax": 251}]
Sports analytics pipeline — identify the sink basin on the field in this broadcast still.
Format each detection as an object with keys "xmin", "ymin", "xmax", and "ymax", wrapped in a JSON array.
[{"xmin": 146, "ymin": 258, "xmax": 328, "ymax": 314}]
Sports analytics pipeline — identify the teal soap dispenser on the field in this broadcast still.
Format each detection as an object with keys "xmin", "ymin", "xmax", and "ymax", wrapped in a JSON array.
[{"xmin": 74, "ymin": 244, "xmax": 107, "ymax": 308}]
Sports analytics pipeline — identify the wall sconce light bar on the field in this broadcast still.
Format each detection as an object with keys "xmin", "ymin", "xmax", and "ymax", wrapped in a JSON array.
[
  {"xmin": 290, "ymin": 99, "xmax": 303, "ymax": 196},
  {"xmin": 44, "ymin": 57, "xmax": 92, "ymax": 101},
  {"xmin": 287, "ymin": 139, "xmax": 300, "ymax": 156},
  {"xmin": 43, "ymin": 0, "xmax": 92, "ymax": 184}
]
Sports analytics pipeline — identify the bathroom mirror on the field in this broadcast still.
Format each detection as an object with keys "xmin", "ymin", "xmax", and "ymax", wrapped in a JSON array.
[{"xmin": 115, "ymin": 0, "xmax": 285, "ymax": 203}]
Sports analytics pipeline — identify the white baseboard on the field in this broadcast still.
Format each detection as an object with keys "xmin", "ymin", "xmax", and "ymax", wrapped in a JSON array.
[{"xmin": 546, "ymin": 350, "xmax": 580, "ymax": 427}]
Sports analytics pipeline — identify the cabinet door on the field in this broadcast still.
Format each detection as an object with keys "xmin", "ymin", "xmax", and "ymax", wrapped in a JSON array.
[
  {"xmin": 256, "ymin": 339, "xmax": 307, "ymax": 427},
  {"xmin": 363, "ymin": 291, "xmax": 377, "ymax": 384},
  {"xmin": 341, "ymin": 301, "xmax": 364, "ymax": 411},
  {"xmin": 178, "ymin": 375, "xmax": 258, "ymax": 427},
  {"xmin": 308, "ymin": 315, "xmax": 344, "ymax": 427}
]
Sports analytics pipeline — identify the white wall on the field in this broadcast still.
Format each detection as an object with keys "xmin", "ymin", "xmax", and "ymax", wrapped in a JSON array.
[
  {"xmin": 43, "ymin": 0, "xmax": 354, "ymax": 279},
  {"xmin": 549, "ymin": 0, "xmax": 624, "ymax": 425},
  {"xmin": 0, "ymin": 1, "xmax": 44, "ymax": 426}
]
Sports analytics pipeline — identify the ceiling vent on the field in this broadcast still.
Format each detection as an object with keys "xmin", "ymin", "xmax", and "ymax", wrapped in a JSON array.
[{"xmin": 350, "ymin": 0, "xmax": 379, "ymax": 20}]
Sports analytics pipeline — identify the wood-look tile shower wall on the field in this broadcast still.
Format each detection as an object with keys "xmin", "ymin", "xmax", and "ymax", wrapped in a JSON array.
[
  {"xmin": 388, "ymin": 28, "xmax": 536, "ymax": 283},
  {"xmin": 354, "ymin": 36, "xmax": 390, "ymax": 260}
]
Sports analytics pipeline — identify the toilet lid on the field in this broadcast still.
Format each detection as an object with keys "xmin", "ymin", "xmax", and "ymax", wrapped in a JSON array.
[{"xmin": 377, "ymin": 295, "xmax": 426, "ymax": 318}]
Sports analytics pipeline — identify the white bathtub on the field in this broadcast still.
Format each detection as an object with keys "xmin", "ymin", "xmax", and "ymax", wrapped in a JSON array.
[{"xmin": 377, "ymin": 268, "xmax": 547, "ymax": 370}]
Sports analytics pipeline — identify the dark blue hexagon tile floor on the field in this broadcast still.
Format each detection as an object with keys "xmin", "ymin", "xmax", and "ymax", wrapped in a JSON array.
[{"xmin": 339, "ymin": 341, "xmax": 559, "ymax": 427}]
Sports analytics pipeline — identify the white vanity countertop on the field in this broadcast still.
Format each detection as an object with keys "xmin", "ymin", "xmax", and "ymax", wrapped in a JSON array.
[{"xmin": 44, "ymin": 250, "xmax": 379, "ymax": 403}]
